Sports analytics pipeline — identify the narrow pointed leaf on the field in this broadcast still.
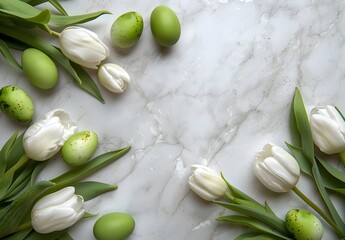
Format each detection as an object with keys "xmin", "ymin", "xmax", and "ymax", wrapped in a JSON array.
[
  {"xmin": 46, "ymin": 147, "xmax": 131, "ymax": 195},
  {"xmin": 74, "ymin": 181, "xmax": 117, "ymax": 201},
  {"xmin": 293, "ymin": 88, "xmax": 314, "ymax": 162},
  {"xmin": 216, "ymin": 215, "xmax": 292, "ymax": 240},
  {"xmin": 2, "ymin": 228, "xmax": 31, "ymax": 240},
  {"xmin": 235, "ymin": 232, "xmax": 285, "ymax": 240},
  {"xmin": 57, "ymin": 232, "xmax": 74, "ymax": 240},
  {"xmin": 316, "ymin": 155, "xmax": 345, "ymax": 183},
  {"xmin": 286, "ymin": 143, "xmax": 312, "ymax": 176},
  {"xmin": 49, "ymin": 10, "xmax": 111, "ymax": 26},
  {"xmin": 24, "ymin": 229, "xmax": 67, "ymax": 240},
  {"xmin": 0, "ymin": 39, "xmax": 21, "ymax": 69},
  {"xmin": 0, "ymin": 131, "xmax": 19, "ymax": 177}
]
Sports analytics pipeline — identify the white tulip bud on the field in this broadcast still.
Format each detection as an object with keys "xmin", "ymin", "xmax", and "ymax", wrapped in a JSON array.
[
  {"xmin": 253, "ymin": 143, "xmax": 300, "ymax": 193},
  {"xmin": 310, "ymin": 105, "xmax": 345, "ymax": 154},
  {"xmin": 98, "ymin": 63, "xmax": 130, "ymax": 93},
  {"xmin": 23, "ymin": 109, "xmax": 77, "ymax": 161},
  {"xmin": 31, "ymin": 187, "xmax": 85, "ymax": 234},
  {"xmin": 59, "ymin": 26, "xmax": 109, "ymax": 69},
  {"xmin": 188, "ymin": 164, "xmax": 227, "ymax": 201}
]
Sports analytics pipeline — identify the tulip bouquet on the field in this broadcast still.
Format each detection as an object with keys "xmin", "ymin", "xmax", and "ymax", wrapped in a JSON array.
[
  {"xmin": 0, "ymin": 109, "xmax": 131, "ymax": 239},
  {"xmin": 189, "ymin": 88, "xmax": 345, "ymax": 240},
  {"xmin": 0, "ymin": 0, "xmax": 129, "ymax": 103}
]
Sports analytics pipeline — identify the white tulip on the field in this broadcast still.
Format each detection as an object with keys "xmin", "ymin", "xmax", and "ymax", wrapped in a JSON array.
[
  {"xmin": 98, "ymin": 63, "xmax": 130, "ymax": 93},
  {"xmin": 23, "ymin": 109, "xmax": 77, "ymax": 161},
  {"xmin": 253, "ymin": 143, "xmax": 300, "ymax": 193},
  {"xmin": 310, "ymin": 105, "xmax": 345, "ymax": 154},
  {"xmin": 59, "ymin": 26, "xmax": 109, "ymax": 69},
  {"xmin": 31, "ymin": 187, "xmax": 85, "ymax": 234},
  {"xmin": 188, "ymin": 164, "xmax": 227, "ymax": 201}
]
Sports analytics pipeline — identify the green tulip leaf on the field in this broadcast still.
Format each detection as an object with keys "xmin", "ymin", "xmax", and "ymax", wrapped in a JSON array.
[
  {"xmin": 57, "ymin": 232, "xmax": 74, "ymax": 240},
  {"xmin": 0, "ymin": 39, "xmax": 21, "ymax": 70},
  {"xmin": 316, "ymin": 155, "xmax": 345, "ymax": 183},
  {"xmin": 289, "ymin": 97, "xmax": 302, "ymax": 148},
  {"xmin": 5, "ymin": 132, "xmax": 25, "ymax": 171},
  {"xmin": 74, "ymin": 181, "xmax": 117, "ymax": 201},
  {"xmin": 216, "ymin": 215, "xmax": 292, "ymax": 240},
  {"xmin": 22, "ymin": 0, "xmax": 68, "ymax": 16},
  {"xmin": 49, "ymin": 10, "xmax": 111, "ymax": 26},
  {"xmin": 234, "ymin": 232, "xmax": 284, "ymax": 240},
  {"xmin": 292, "ymin": 88, "xmax": 314, "ymax": 162},
  {"xmin": 0, "ymin": 131, "xmax": 19, "ymax": 177},
  {"xmin": 70, "ymin": 62, "xmax": 105, "ymax": 103},
  {"xmin": 2, "ymin": 228, "xmax": 31, "ymax": 240},
  {"xmin": 24, "ymin": 229, "xmax": 67, "ymax": 240},
  {"xmin": 285, "ymin": 143, "xmax": 312, "ymax": 176},
  {"xmin": 0, "ymin": 180, "xmax": 54, "ymax": 238},
  {"xmin": 311, "ymin": 161, "xmax": 345, "ymax": 236},
  {"xmin": 47, "ymin": 147, "xmax": 131, "ymax": 195},
  {"xmin": 0, "ymin": 0, "xmax": 51, "ymax": 24},
  {"xmin": 214, "ymin": 200, "xmax": 288, "ymax": 235}
]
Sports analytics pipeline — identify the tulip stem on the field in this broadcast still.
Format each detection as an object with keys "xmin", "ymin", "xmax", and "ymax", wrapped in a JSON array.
[
  {"xmin": 292, "ymin": 186, "xmax": 340, "ymax": 235},
  {"xmin": 339, "ymin": 151, "xmax": 345, "ymax": 166},
  {"xmin": 51, "ymin": 30, "xmax": 61, "ymax": 37},
  {"xmin": 224, "ymin": 192, "xmax": 235, "ymax": 201}
]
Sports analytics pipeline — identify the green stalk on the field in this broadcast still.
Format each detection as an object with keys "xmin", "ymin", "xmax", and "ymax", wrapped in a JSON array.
[{"xmin": 292, "ymin": 186, "xmax": 343, "ymax": 236}]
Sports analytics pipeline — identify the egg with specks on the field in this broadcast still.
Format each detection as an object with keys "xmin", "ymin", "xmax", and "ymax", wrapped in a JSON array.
[
  {"xmin": 285, "ymin": 209, "xmax": 323, "ymax": 240},
  {"xmin": 150, "ymin": 5, "xmax": 181, "ymax": 47},
  {"xmin": 62, "ymin": 131, "xmax": 98, "ymax": 166},
  {"xmin": 110, "ymin": 11, "xmax": 143, "ymax": 49},
  {"xmin": 21, "ymin": 48, "xmax": 58, "ymax": 89},
  {"xmin": 93, "ymin": 212, "xmax": 135, "ymax": 240},
  {"xmin": 0, "ymin": 85, "xmax": 34, "ymax": 122}
]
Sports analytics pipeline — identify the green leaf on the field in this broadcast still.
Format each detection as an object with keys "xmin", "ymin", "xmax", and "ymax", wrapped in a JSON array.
[
  {"xmin": 70, "ymin": 62, "xmax": 105, "ymax": 103},
  {"xmin": 47, "ymin": 147, "xmax": 131, "ymax": 195},
  {"xmin": 216, "ymin": 215, "xmax": 292, "ymax": 240},
  {"xmin": 286, "ymin": 143, "xmax": 312, "ymax": 176},
  {"xmin": 0, "ymin": 131, "xmax": 19, "ymax": 177},
  {"xmin": 2, "ymin": 228, "xmax": 31, "ymax": 240},
  {"xmin": 24, "ymin": 229, "xmax": 67, "ymax": 240},
  {"xmin": 316, "ymin": 155, "xmax": 345, "ymax": 183},
  {"xmin": 74, "ymin": 181, "xmax": 117, "ymax": 201},
  {"xmin": 214, "ymin": 200, "xmax": 288, "ymax": 235},
  {"xmin": 292, "ymin": 88, "xmax": 314, "ymax": 162},
  {"xmin": 57, "ymin": 232, "xmax": 74, "ymax": 240},
  {"xmin": 234, "ymin": 232, "xmax": 283, "ymax": 240},
  {"xmin": 5, "ymin": 132, "xmax": 25, "ymax": 171},
  {"xmin": 49, "ymin": 10, "xmax": 111, "ymax": 26},
  {"xmin": 47, "ymin": 0, "xmax": 68, "ymax": 16},
  {"xmin": 0, "ymin": 39, "xmax": 21, "ymax": 69},
  {"xmin": 311, "ymin": 160, "xmax": 345, "ymax": 237},
  {"xmin": 289, "ymin": 95, "xmax": 302, "ymax": 148},
  {"xmin": 0, "ymin": 155, "xmax": 29, "ymax": 200},
  {"xmin": 82, "ymin": 211, "xmax": 98, "ymax": 219},
  {"xmin": 0, "ymin": 0, "xmax": 51, "ymax": 25},
  {"xmin": 0, "ymin": 180, "xmax": 54, "ymax": 238}
]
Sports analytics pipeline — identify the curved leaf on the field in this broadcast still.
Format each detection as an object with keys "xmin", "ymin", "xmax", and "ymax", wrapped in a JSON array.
[
  {"xmin": 0, "ymin": 39, "xmax": 21, "ymax": 69},
  {"xmin": 74, "ymin": 181, "xmax": 117, "ymax": 201},
  {"xmin": 49, "ymin": 10, "xmax": 111, "ymax": 26}
]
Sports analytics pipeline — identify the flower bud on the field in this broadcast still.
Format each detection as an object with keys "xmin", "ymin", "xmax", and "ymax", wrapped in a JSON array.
[
  {"xmin": 188, "ymin": 164, "xmax": 227, "ymax": 201},
  {"xmin": 98, "ymin": 63, "xmax": 130, "ymax": 93},
  {"xmin": 59, "ymin": 26, "xmax": 109, "ymax": 69},
  {"xmin": 23, "ymin": 109, "xmax": 77, "ymax": 161},
  {"xmin": 253, "ymin": 143, "xmax": 300, "ymax": 193},
  {"xmin": 31, "ymin": 186, "xmax": 85, "ymax": 234},
  {"xmin": 310, "ymin": 105, "xmax": 345, "ymax": 154}
]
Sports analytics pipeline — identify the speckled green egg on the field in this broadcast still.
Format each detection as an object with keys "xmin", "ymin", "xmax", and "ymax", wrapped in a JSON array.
[
  {"xmin": 93, "ymin": 212, "xmax": 135, "ymax": 240},
  {"xmin": 61, "ymin": 131, "xmax": 98, "ymax": 166},
  {"xmin": 21, "ymin": 48, "xmax": 58, "ymax": 89},
  {"xmin": 110, "ymin": 11, "xmax": 143, "ymax": 49},
  {"xmin": 285, "ymin": 209, "xmax": 323, "ymax": 240},
  {"xmin": 0, "ymin": 85, "xmax": 34, "ymax": 122},
  {"xmin": 150, "ymin": 5, "xmax": 181, "ymax": 47}
]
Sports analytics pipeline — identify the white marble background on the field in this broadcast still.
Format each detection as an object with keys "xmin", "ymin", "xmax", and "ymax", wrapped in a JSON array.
[{"xmin": 1, "ymin": 0, "xmax": 345, "ymax": 239}]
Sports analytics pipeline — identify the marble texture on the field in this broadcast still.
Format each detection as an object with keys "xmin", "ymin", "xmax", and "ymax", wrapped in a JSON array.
[{"xmin": 1, "ymin": 0, "xmax": 345, "ymax": 239}]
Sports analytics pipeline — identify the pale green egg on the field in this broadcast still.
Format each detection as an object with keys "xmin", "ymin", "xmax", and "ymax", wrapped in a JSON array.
[
  {"xmin": 0, "ymin": 85, "xmax": 34, "ymax": 122},
  {"xmin": 93, "ymin": 212, "xmax": 135, "ymax": 240},
  {"xmin": 150, "ymin": 5, "xmax": 181, "ymax": 47},
  {"xmin": 62, "ymin": 131, "xmax": 98, "ymax": 166},
  {"xmin": 21, "ymin": 48, "xmax": 58, "ymax": 89},
  {"xmin": 110, "ymin": 11, "xmax": 143, "ymax": 49}
]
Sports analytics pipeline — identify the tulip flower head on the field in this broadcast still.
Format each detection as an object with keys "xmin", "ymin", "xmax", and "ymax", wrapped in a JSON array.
[
  {"xmin": 31, "ymin": 186, "xmax": 85, "ymax": 234},
  {"xmin": 309, "ymin": 105, "xmax": 345, "ymax": 154},
  {"xmin": 23, "ymin": 109, "xmax": 77, "ymax": 161},
  {"xmin": 98, "ymin": 63, "xmax": 130, "ymax": 93},
  {"xmin": 253, "ymin": 143, "xmax": 300, "ymax": 193},
  {"xmin": 59, "ymin": 26, "xmax": 109, "ymax": 69},
  {"xmin": 188, "ymin": 164, "xmax": 227, "ymax": 201}
]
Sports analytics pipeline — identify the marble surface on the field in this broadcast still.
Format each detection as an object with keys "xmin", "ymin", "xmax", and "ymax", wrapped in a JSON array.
[{"xmin": 1, "ymin": 0, "xmax": 345, "ymax": 239}]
